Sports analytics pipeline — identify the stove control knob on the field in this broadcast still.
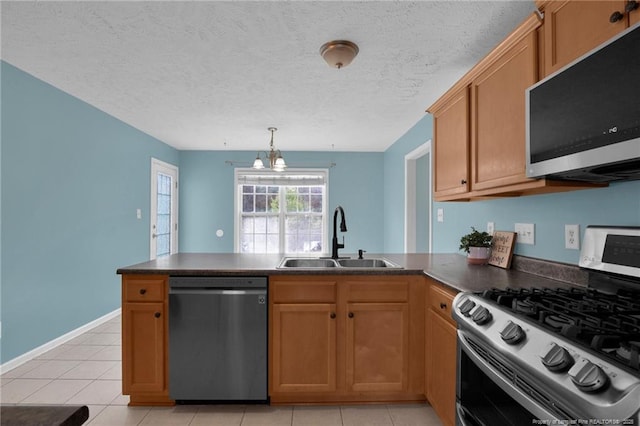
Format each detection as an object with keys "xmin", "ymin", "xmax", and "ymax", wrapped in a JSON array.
[
  {"xmin": 540, "ymin": 342, "xmax": 574, "ymax": 372},
  {"xmin": 568, "ymin": 358, "xmax": 609, "ymax": 393},
  {"xmin": 458, "ymin": 299, "xmax": 476, "ymax": 317},
  {"xmin": 499, "ymin": 321, "xmax": 525, "ymax": 344},
  {"xmin": 471, "ymin": 306, "xmax": 492, "ymax": 325}
]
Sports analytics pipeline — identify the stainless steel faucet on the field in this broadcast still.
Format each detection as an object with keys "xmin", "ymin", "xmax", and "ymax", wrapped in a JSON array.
[{"xmin": 331, "ymin": 206, "xmax": 347, "ymax": 259}]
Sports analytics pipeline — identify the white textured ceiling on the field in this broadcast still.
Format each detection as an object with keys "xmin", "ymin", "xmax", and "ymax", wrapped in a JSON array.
[{"xmin": 1, "ymin": 1, "xmax": 536, "ymax": 152}]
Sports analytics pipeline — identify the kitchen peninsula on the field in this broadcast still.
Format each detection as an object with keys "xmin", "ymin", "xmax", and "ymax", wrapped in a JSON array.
[{"xmin": 117, "ymin": 253, "xmax": 584, "ymax": 425}]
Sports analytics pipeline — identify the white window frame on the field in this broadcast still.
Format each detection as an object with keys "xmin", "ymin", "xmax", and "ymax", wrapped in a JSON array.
[{"xmin": 234, "ymin": 168, "xmax": 329, "ymax": 254}]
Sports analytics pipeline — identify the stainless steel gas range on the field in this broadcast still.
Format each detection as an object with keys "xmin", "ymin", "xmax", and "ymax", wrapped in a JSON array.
[{"xmin": 452, "ymin": 226, "xmax": 640, "ymax": 425}]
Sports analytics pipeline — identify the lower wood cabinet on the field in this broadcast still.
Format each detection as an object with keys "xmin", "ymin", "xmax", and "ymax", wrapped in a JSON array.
[
  {"xmin": 269, "ymin": 275, "xmax": 424, "ymax": 404},
  {"xmin": 121, "ymin": 274, "xmax": 172, "ymax": 406},
  {"xmin": 271, "ymin": 303, "xmax": 337, "ymax": 393},
  {"xmin": 426, "ymin": 280, "xmax": 458, "ymax": 426},
  {"xmin": 346, "ymin": 302, "xmax": 409, "ymax": 392}
]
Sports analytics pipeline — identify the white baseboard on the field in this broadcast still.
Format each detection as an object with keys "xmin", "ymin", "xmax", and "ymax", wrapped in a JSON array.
[{"xmin": 0, "ymin": 308, "xmax": 121, "ymax": 374}]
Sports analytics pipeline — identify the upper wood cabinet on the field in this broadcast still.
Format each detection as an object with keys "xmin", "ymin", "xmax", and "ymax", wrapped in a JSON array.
[
  {"xmin": 432, "ymin": 88, "xmax": 470, "ymax": 198},
  {"xmin": 538, "ymin": 1, "xmax": 631, "ymax": 76},
  {"xmin": 428, "ymin": 11, "xmax": 607, "ymax": 201},
  {"xmin": 631, "ymin": 2, "xmax": 640, "ymax": 25},
  {"xmin": 471, "ymin": 30, "xmax": 538, "ymax": 191}
]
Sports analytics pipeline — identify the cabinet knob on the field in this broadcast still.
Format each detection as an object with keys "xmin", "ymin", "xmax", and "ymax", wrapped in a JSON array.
[
  {"xmin": 440, "ymin": 302, "xmax": 447, "ymax": 310},
  {"xmin": 139, "ymin": 288, "xmax": 147, "ymax": 295},
  {"xmin": 609, "ymin": 10, "xmax": 624, "ymax": 22},
  {"xmin": 154, "ymin": 312, "xmax": 161, "ymax": 318},
  {"xmin": 460, "ymin": 179, "xmax": 467, "ymax": 185},
  {"xmin": 348, "ymin": 312, "xmax": 354, "ymax": 318},
  {"xmin": 626, "ymin": 0, "xmax": 638, "ymax": 13},
  {"xmin": 330, "ymin": 312, "xmax": 336, "ymax": 319}
]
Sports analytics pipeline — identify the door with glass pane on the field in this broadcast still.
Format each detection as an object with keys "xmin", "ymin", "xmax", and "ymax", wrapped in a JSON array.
[{"xmin": 150, "ymin": 158, "xmax": 179, "ymax": 260}]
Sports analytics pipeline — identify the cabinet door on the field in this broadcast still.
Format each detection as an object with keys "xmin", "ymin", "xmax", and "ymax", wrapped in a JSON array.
[
  {"xmin": 346, "ymin": 302, "xmax": 409, "ymax": 392},
  {"xmin": 122, "ymin": 302, "xmax": 166, "ymax": 394},
  {"xmin": 471, "ymin": 30, "xmax": 538, "ymax": 191},
  {"xmin": 271, "ymin": 303, "xmax": 337, "ymax": 393},
  {"xmin": 432, "ymin": 88, "xmax": 470, "ymax": 198},
  {"xmin": 630, "ymin": 3, "xmax": 640, "ymax": 26},
  {"xmin": 427, "ymin": 310, "xmax": 457, "ymax": 426},
  {"xmin": 542, "ymin": 0, "xmax": 627, "ymax": 76}
]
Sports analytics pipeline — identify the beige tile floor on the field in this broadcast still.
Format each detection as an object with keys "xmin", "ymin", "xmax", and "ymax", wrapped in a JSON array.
[{"xmin": 1, "ymin": 315, "xmax": 443, "ymax": 425}]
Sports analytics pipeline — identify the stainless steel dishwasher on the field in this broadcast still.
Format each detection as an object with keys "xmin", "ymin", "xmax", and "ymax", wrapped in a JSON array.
[{"xmin": 168, "ymin": 276, "xmax": 267, "ymax": 402}]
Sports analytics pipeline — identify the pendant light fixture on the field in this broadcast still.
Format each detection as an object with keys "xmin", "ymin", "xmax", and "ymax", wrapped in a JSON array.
[
  {"xmin": 252, "ymin": 127, "xmax": 287, "ymax": 172},
  {"xmin": 319, "ymin": 40, "xmax": 359, "ymax": 69}
]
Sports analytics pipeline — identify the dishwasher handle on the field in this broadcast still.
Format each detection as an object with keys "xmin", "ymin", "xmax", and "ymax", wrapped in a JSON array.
[{"xmin": 169, "ymin": 288, "xmax": 266, "ymax": 296}]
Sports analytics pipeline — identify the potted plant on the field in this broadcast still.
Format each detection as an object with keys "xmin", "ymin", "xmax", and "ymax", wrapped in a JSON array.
[{"xmin": 459, "ymin": 227, "xmax": 493, "ymax": 265}]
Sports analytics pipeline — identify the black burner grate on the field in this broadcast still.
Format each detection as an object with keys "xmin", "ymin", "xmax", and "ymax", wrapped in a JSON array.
[{"xmin": 479, "ymin": 287, "xmax": 640, "ymax": 374}]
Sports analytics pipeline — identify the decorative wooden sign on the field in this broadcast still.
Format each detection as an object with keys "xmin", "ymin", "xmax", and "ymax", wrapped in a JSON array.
[{"xmin": 489, "ymin": 231, "xmax": 517, "ymax": 269}]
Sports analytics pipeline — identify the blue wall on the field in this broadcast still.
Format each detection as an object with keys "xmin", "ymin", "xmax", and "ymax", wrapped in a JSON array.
[
  {"xmin": 383, "ymin": 115, "xmax": 434, "ymax": 252},
  {"xmin": 1, "ymin": 62, "xmax": 179, "ymax": 363},
  {"xmin": 179, "ymin": 150, "xmax": 385, "ymax": 254},
  {"xmin": 431, "ymin": 181, "xmax": 640, "ymax": 264}
]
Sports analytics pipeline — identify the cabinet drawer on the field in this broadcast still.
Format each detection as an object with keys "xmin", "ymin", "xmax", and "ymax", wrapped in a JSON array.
[
  {"xmin": 429, "ymin": 284, "xmax": 457, "ymax": 326},
  {"xmin": 345, "ymin": 281, "xmax": 409, "ymax": 303},
  {"xmin": 271, "ymin": 280, "xmax": 337, "ymax": 303},
  {"xmin": 123, "ymin": 275, "xmax": 167, "ymax": 302}
]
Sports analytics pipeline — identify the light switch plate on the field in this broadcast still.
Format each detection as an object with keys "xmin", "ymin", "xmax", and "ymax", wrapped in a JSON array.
[
  {"xmin": 515, "ymin": 223, "xmax": 535, "ymax": 245},
  {"xmin": 437, "ymin": 208, "xmax": 444, "ymax": 223},
  {"xmin": 487, "ymin": 222, "xmax": 495, "ymax": 235}
]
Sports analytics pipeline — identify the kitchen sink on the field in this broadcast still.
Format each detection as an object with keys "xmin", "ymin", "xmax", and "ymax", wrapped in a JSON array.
[
  {"xmin": 337, "ymin": 258, "xmax": 401, "ymax": 268},
  {"xmin": 278, "ymin": 258, "xmax": 339, "ymax": 268},
  {"xmin": 277, "ymin": 257, "xmax": 402, "ymax": 269}
]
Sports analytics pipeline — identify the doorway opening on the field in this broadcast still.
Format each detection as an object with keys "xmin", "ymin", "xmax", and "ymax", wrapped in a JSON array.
[{"xmin": 404, "ymin": 141, "xmax": 432, "ymax": 253}]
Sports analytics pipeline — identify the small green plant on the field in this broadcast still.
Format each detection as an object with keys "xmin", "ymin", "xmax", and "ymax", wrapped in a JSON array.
[{"xmin": 459, "ymin": 227, "xmax": 493, "ymax": 254}]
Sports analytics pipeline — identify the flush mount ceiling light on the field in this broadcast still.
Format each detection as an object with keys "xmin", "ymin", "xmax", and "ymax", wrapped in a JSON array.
[
  {"xmin": 319, "ymin": 40, "xmax": 359, "ymax": 69},
  {"xmin": 252, "ymin": 127, "xmax": 287, "ymax": 172}
]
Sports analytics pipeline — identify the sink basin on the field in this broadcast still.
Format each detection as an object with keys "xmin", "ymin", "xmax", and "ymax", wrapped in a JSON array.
[
  {"xmin": 337, "ymin": 258, "xmax": 402, "ymax": 268},
  {"xmin": 277, "ymin": 257, "xmax": 402, "ymax": 269},
  {"xmin": 278, "ymin": 258, "xmax": 338, "ymax": 268}
]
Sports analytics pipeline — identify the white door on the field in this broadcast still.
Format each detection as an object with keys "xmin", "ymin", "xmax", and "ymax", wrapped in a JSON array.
[{"xmin": 150, "ymin": 158, "xmax": 179, "ymax": 260}]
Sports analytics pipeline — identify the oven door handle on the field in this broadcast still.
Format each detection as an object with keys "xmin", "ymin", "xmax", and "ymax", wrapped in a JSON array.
[
  {"xmin": 457, "ymin": 330, "xmax": 562, "ymax": 422},
  {"xmin": 456, "ymin": 402, "xmax": 483, "ymax": 426}
]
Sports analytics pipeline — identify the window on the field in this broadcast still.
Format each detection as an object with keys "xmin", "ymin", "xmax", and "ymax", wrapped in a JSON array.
[{"xmin": 235, "ymin": 169, "xmax": 328, "ymax": 254}]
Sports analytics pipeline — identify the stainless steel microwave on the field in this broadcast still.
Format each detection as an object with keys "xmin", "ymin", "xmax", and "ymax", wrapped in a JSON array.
[{"xmin": 525, "ymin": 22, "xmax": 640, "ymax": 183}]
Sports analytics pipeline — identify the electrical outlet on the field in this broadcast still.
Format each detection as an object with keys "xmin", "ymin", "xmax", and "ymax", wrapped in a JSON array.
[
  {"xmin": 437, "ymin": 208, "xmax": 444, "ymax": 223},
  {"xmin": 487, "ymin": 222, "xmax": 495, "ymax": 235},
  {"xmin": 515, "ymin": 223, "xmax": 535, "ymax": 245},
  {"xmin": 565, "ymin": 224, "xmax": 580, "ymax": 249},
  {"xmin": 136, "ymin": 209, "xmax": 142, "ymax": 219}
]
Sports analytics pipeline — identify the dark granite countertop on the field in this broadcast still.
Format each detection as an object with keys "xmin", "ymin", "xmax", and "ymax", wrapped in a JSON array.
[
  {"xmin": 0, "ymin": 405, "xmax": 89, "ymax": 426},
  {"xmin": 117, "ymin": 253, "xmax": 586, "ymax": 293}
]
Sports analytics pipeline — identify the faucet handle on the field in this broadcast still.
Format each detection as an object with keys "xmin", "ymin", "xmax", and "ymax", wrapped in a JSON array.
[{"xmin": 358, "ymin": 249, "xmax": 366, "ymax": 259}]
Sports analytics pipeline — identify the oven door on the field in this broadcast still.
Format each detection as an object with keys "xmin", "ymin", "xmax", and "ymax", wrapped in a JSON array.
[{"xmin": 456, "ymin": 330, "xmax": 568, "ymax": 426}]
